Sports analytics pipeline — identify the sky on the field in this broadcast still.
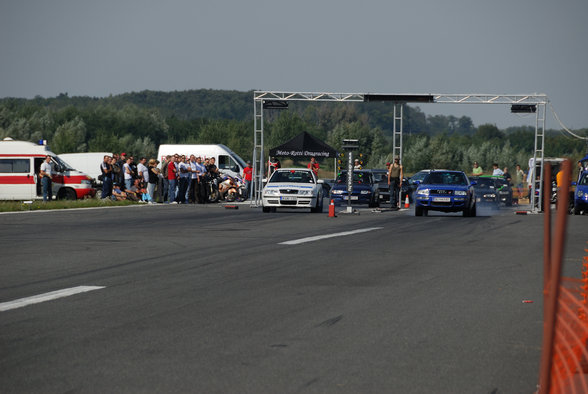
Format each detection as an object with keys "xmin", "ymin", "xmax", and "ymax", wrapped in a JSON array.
[{"xmin": 1, "ymin": 0, "xmax": 588, "ymax": 131}]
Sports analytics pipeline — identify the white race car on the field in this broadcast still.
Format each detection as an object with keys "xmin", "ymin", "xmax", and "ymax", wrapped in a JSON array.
[{"xmin": 262, "ymin": 168, "xmax": 324, "ymax": 213}]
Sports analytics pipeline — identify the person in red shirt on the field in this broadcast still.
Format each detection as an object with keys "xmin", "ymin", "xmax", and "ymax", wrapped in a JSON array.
[
  {"xmin": 308, "ymin": 157, "xmax": 319, "ymax": 177},
  {"xmin": 243, "ymin": 161, "xmax": 253, "ymax": 199},
  {"xmin": 167, "ymin": 155, "xmax": 178, "ymax": 203}
]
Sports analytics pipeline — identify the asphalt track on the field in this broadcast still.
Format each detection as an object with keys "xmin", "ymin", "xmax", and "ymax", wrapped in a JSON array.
[{"xmin": 0, "ymin": 202, "xmax": 586, "ymax": 393}]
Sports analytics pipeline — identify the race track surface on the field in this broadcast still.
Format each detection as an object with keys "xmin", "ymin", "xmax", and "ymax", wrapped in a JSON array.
[{"xmin": 1, "ymin": 203, "xmax": 586, "ymax": 393}]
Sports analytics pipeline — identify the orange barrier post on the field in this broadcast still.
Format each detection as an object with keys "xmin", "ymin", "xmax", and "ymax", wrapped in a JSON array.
[
  {"xmin": 543, "ymin": 162, "xmax": 552, "ymax": 307},
  {"xmin": 328, "ymin": 199, "xmax": 336, "ymax": 217},
  {"xmin": 538, "ymin": 159, "xmax": 572, "ymax": 394},
  {"xmin": 404, "ymin": 193, "xmax": 410, "ymax": 209}
]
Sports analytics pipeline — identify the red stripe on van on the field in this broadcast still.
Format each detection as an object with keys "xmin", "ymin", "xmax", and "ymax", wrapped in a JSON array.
[{"xmin": 0, "ymin": 175, "xmax": 35, "ymax": 184}]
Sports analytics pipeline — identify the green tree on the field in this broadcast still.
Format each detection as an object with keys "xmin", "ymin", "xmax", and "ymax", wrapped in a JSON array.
[{"xmin": 51, "ymin": 116, "xmax": 87, "ymax": 153}]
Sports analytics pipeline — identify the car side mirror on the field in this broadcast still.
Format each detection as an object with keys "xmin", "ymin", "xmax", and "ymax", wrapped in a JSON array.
[
  {"xmin": 571, "ymin": 181, "xmax": 577, "ymax": 186},
  {"xmin": 470, "ymin": 181, "xmax": 477, "ymax": 186},
  {"xmin": 317, "ymin": 179, "xmax": 324, "ymax": 184},
  {"xmin": 414, "ymin": 180, "xmax": 420, "ymax": 185}
]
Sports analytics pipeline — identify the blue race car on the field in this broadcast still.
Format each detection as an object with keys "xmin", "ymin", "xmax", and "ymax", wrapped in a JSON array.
[
  {"xmin": 573, "ymin": 170, "xmax": 588, "ymax": 215},
  {"xmin": 414, "ymin": 170, "xmax": 476, "ymax": 217},
  {"xmin": 330, "ymin": 170, "xmax": 379, "ymax": 208}
]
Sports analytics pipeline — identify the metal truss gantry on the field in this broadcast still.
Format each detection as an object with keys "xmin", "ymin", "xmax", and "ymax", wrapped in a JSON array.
[{"xmin": 253, "ymin": 91, "xmax": 548, "ymax": 212}]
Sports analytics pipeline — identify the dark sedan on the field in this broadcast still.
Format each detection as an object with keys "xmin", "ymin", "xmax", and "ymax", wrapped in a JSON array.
[
  {"xmin": 330, "ymin": 170, "xmax": 379, "ymax": 207},
  {"xmin": 470, "ymin": 176, "xmax": 500, "ymax": 209}
]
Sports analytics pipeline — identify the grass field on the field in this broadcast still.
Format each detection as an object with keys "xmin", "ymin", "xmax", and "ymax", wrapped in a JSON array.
[{"xmin": 0, "ymin": 198, "xmax": 138, "ymax": 213}]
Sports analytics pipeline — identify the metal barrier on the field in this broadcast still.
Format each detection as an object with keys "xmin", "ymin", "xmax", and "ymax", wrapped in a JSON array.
[{"xmin": 537, "ymin": 160, "xmax": 588, "ymax": 393}]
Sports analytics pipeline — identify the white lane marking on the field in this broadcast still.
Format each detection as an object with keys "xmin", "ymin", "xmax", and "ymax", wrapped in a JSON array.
[
  {"xmin": 279, "ymin": 227, "xmax": 383, "ymax": 245},
  {"xmin": 0, "ymin": 286, "xmax": 105, "ymax": 312}
]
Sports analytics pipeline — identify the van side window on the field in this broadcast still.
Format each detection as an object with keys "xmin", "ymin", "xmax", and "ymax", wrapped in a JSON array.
[
  {"xmin": 0, "ymin": 159, "xmax": 30, "ymax": 173},
  {"xmin": 218, "ymin": 155, "xmax": 239, "ymax": 172}
]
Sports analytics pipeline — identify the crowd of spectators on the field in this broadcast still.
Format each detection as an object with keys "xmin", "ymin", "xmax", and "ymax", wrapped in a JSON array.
[{"xmin": 99, "ymin": 152, "xmax": 252, "ymax": 204}]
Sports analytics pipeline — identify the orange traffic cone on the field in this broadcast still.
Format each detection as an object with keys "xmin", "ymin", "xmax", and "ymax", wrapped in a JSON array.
[
  {"xmin": 404, "ymin": 194, "xmax": 410, "ymax": 209},
  {"xmin": 328, "ymin": 199, "xmax": 336, "ymax": 217}
]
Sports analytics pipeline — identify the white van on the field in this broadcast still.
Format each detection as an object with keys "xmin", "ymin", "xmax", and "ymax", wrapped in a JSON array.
[
  {"xmin": 59, "ymin": 152, "xmax": 112, "ymax": 185},
  {"xmin": 0, "ymin": 138, "xmax": 95, "ymax": 200},
  {"xmin": 157, "ymin": 144, "xmax": 247, "ymax": 177}
]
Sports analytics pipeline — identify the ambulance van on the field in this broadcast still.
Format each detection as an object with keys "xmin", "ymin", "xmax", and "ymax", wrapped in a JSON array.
[{"xmin": 0, "ymin": 138, "xmax": 95, "ymax": 200}]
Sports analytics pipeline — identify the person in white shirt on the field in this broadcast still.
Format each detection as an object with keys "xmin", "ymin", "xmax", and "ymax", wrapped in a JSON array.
[
  {"xmin": 39, "ymin": 155, "xmax": 53, "ymax": 202},
  {"xmin": 178, "ymin": 156, "xmax": 190, "ymax": 204},
  {"xmin": 492, "ymin": 163, "xmax": 504, "ymax": 176},
  {"xmin": 137, "ymin": 157, "xmax": 149, "ymax": 184},
  {"xmin": 123, "ymin": 158, "xmax": 133, "ymax": 190}
]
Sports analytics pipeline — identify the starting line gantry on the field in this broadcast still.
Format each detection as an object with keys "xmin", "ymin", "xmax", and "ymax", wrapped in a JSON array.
[{"xmin": 253, "ymin": 91, "xmax": 549, "ymax": 212}]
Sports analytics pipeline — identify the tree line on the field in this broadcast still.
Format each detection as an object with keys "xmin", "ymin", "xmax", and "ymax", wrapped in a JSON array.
[{"xmin": 0, "ymin": 89, "xmax": 586, "ymax": 174}]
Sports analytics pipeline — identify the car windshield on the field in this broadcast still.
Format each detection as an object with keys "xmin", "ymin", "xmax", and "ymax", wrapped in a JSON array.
[
  {"xmin": 473, "ymin": 178, "xmax": 495, "ymax": 189},
  {"xmin": 410, "ymin": 171, "xmax": 429, "ymax": 183},
  {"xmin": 579, "ymin": 173, "xmax": 588, "ymax": 185},
  {"xmin": 336, "ymin": 171, "xmax": 371, "ymax": 184},
  {"xmin": 371, "ymin": 171, "xmax": 387, "ymax": 182},
  {"xmin": 269, "ymin": 170, "xmax": 315, "ymax": 184},
  {"xmin": 424, "ymin": 172, "xmax": 467, "ymax": 186}
]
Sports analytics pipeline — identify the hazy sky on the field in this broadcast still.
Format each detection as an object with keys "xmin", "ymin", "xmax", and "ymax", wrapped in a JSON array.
[{"xmin": 1, "ymin": 0, "xmax": 587, "ymax": 130}]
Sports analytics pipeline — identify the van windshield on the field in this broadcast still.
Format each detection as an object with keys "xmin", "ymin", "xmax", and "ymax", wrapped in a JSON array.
[{"xmin": 52, "ymin": 156, "xmax": 75, "ymax": 171}]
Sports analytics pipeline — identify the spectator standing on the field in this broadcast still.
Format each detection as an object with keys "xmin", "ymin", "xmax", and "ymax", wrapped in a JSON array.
[
  {"xmin": 503, "ymin": 167, "xmax": 512, "ymax": 184},
  {"xmin": 116, "ymin": 153, "xmax": 126, "ymax": 188},
  {"xmin": 196, "ymin": 157, "xmax": 207, "ymax": 203},
  {"xmin": 189, "ymin": 155, "xmax": 199, "ymax": 203},
  {"xmin": 268, "ymin": 157, "xmax": 280, "ymax": 176},
  {"xmin": 123, "ymin": 158, "xmax": 134, "ymax": 190},
  {"xmin": 160, "ymin": 155, "xmax": 171, "ymax": 202},
  {"xmin": 387, "ymin": 157, "xmax": 403, "ymax": 209},
  {"xmin": 39, "ymin": 155, "xmax": 53, "ymax": 202},
  {"xmin": 178, "ymin": 156, "xmax": 190, "ymax": 203},
  {"xmin": 129, "ymin": 155, "xmax": 138, "ymax": 180},
  {"xmin": 100, "ymin": 155, "xmax": 113, "ymax": 199},
  {"xmin": 514, "ymin": 164, "xmax": 525, "ymax": 199},
  {"xmin": 307, "ymin": 157, "xmax": 320, "ymax": 177},
  {"xmin": 492, "ymin": 163, "xmax": 504, "ymax": 176},
  {"xmin": 472, "ymin": 161, "xmax": 483, "ymax": 176},
  {"xmin": 137, "ymin": 157, "xmax": 149, "ymax": 185},
  {"xmin": 167, "ymin": 155, "xmax": 178, "ymax": 204},
  {"xmin": 147, "ymin": 159, "xmax": 159, "ymax": 203},
  {"xmin": 243, "ymin": 161, "xmax": 253, "ymax": 198}
]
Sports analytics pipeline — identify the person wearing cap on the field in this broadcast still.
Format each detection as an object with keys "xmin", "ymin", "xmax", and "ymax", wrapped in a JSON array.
[
  {"xmin": 388, "ymin": 157, "xmax": 403, "ymax": 209},
  {"xmin": 243, "ymin": 160, "xmax": 253, "ymax": 199},
  {"xmin": 354, "ymin": 158, "xmax": 362, "ymax": 170}
]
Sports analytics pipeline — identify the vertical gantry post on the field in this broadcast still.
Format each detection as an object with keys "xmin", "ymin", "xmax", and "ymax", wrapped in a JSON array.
[
  {"xmin": 532, "ymin": 102, "xmax": 547, "ymax": 213},
  {"xmin": 252, "ymin": 96, "xmax": 264, "ymax": 207},
  {"xmin": 392, "ymin": 103, "xmax": 403, "ymax": 163}
]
